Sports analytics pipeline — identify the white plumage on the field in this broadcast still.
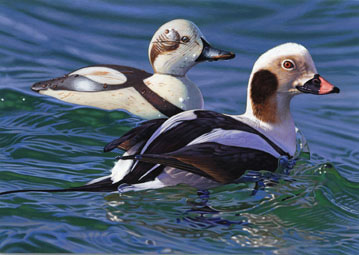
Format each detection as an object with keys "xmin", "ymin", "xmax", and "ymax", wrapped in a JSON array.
[{"xmin": 32, "ymin": 19, "xmax": 234, "ymax": 119}]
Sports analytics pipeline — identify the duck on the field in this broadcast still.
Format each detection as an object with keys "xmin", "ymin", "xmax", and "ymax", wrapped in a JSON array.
[
  {"xmin": 31, "ymin": 19, "xmax": 235, "ymax": 119},
  {"xmin": 0, "ymin": 43, "xmax": 340, "ymax": 196}
]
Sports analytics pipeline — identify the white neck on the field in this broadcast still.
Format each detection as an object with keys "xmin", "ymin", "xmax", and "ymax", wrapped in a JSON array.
[
  {"xmin": 150, "ymin": 46, "xmax": 201, "ymax": 77},
  {"xmin": 242, "ymin": 92, "xmax": 297, "ymax": 156}
]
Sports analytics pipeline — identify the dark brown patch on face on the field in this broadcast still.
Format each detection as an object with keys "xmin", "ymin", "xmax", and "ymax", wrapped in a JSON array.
[
  {"xmin": 150, "ymin": 29, "xmax": 181, "ymax": 65},
  {"xmin": 250, "ymin": 69, "xmax": 278, "ymax": 123}
]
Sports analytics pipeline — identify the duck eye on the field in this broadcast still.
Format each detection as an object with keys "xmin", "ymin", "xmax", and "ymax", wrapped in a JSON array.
[
  {"xmin": 181, "ymin": 36, "xmax": 190, "ymax": 43},
  {"xmin": 282, "ymin": 60, "xmax": 295, "ymax": 70}
]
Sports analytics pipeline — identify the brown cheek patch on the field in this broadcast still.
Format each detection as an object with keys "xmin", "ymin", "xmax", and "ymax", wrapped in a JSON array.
[
  {"xmin": 150, "ymin": 29, "xmax": 180, "ymax": 65},
  {"xmin": 250, "ymin": 69, "xmax": 278, "ymax": 123}
]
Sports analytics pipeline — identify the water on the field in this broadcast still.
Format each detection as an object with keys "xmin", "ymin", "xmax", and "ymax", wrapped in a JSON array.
[{"xmin": 0, "ymin": 0, "xmax": 358, "ymax": 253}]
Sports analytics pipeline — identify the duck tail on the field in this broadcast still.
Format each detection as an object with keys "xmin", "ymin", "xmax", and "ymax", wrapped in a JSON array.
[{"xmin": 0, "ymin": 177, "xmax": 120, "ymax": 196}]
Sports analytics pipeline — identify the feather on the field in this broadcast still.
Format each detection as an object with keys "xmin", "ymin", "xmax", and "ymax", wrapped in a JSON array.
[
  {"xmin": 0, "ymin": 177, "xmax": 119, "ymax": 196},
  {"xmin": 104, "ymin": 118, "xmax": 167, "ymax": 152},
  {"xmin": 119, "ymin": 142, "xmax": 279, "ymax": 184}
]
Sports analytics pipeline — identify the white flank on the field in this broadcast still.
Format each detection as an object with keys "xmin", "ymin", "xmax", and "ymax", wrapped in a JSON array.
[
  {"xmin": 110, "ymin": 142, "xmax": 143, "ymax": 183},
  {"xmin": 118, "ymin": 178, "xmax": 166, "ymax": 193},
  {"xmin": 188, "ymin": 128, "xmax": 281, "ymax": 158},
  {"xmin": 40, "ymin": 87, "xmax": 163, "ymax": 119}
]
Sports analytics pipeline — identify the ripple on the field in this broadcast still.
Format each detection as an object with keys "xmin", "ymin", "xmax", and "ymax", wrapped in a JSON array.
[{"xmin": 1, "ymin": 0, "xmax": 359, "ymax": 254}]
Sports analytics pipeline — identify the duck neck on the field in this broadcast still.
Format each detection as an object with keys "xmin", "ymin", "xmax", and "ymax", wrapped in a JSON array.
[
  {"xmin": 244, "ymin": 91, "xmax": 297, "ymax": 156},
  {"xmin": 152, "ymin": 57, "xmax": 196, "ymax": 77},
  {"xmin": 149, "ymin": 73, "xmax": 191, "ymax": 83}
]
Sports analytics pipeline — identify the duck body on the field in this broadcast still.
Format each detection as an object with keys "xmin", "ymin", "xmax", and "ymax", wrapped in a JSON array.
[
  {"xmin": 32, "ymin": 65, "xmax": 203, "ymax": 119},
  {"xmin": 102, "ymin": 109, "xmax": 291, "ymax": 191},
  {"xmin": 32, "ymin": 19, "xmax": 234, "ymax": 119},
  {"xmin": 91, "ymin": 42, "xmax": 340, "ymax": 193}
]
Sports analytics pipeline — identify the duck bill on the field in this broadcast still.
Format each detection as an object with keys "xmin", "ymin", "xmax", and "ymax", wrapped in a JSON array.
[
  {"xmin": 296, "ymin": 74, "xmax": 340, "ymax": 95},
  {"xmin": 195, "ymin": 38, "xmax": 235, "ymax": 62}
]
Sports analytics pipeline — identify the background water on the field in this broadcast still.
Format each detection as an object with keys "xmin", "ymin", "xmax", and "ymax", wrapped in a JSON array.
[{"xmin": 0, "ymin": 0, "xmax": 358, "ymax": 253}]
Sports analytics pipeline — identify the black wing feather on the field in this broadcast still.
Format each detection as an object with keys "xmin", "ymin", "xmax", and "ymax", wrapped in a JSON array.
[
  {"xmin": 120, "ymin": 142, "xmax": 279, "ymax": 184},
  {"xmin": 104, "ymin": 118, "xmax": 167, "ymax": 152}
]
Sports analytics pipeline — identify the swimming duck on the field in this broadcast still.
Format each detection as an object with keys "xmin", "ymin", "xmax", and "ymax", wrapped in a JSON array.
[
  {"xmin": 84, "ymin": 42, "xmax": 340, "ymax": 192},
  {"xmin": 0, "ymin": 43, "xmax": 339, "ymax": 196},
  {"xmin": 31, "ymin": 19, "xmax": 235, "ymax": 119}
]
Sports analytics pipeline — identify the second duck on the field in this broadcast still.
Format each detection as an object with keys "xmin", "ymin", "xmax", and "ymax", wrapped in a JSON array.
[{"xmin": 32, "ymin": 19, "xmax": 235, "ymax": 119}]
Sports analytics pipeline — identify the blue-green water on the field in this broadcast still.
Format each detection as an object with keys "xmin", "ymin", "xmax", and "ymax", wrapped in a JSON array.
[{"xmin": 1, "ymin": 0, "xmax": 358, "ymax": 253}]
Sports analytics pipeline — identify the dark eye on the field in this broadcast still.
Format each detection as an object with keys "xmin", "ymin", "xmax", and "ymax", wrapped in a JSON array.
[
  {"xmin": 181, "ymin": 36, "xmax": 190, "ymax": 43},
  {"xmin": 282, "ymin": 60, "xmax": 295, "ymax": 70}
]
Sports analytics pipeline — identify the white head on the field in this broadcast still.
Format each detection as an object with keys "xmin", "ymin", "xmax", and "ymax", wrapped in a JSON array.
[
  {"xmin": 245, "ymin": 43, "xmax": 339, "ymax": 124},
  {"xmin": 148, "ymin": 19, "xmax": 235, "ymax": 76}
]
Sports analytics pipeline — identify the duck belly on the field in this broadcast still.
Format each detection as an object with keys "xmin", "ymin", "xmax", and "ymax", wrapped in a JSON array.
[
  {"xmin": 157, "ymin": 167, "xmax": 220, "ymax": 190},
  {"xmin": 39, "ymin": 87, "xmax": 165, "ymax": 119}
]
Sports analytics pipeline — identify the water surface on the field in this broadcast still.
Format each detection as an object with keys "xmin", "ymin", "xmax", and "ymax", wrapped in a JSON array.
[{"xmin": 0, "ymin": 0, "xmax": 358, "ymax": 254}]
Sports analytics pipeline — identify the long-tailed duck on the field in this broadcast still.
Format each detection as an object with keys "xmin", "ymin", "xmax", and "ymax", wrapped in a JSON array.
[
  {"xmin": 0, "ymin": 43, "xmax": 339, "ymax": 196},
  {"xmin": 31, "ymin": 19, "xmax": 235, "ymax": 119}
]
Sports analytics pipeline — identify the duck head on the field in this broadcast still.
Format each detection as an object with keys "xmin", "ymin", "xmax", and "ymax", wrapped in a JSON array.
[
  {"xmin": 245, "ymin": 43, "xmax": 340, "ymax": 124},
  {"xmin": 149, "ymin": 19, "xmax": 235, "ymax": 76}
]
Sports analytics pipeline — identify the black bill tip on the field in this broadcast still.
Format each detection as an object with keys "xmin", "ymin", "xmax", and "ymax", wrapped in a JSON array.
[
  {"xmin": 196, "ymin": 38, "xmax": 235, "ymax": 62},
  {"xmin": 332, "ymin": 87, "xmax": 340, "ymax": 94}
]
